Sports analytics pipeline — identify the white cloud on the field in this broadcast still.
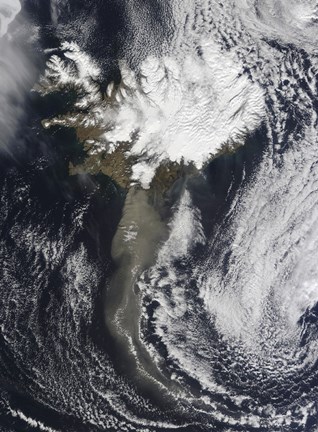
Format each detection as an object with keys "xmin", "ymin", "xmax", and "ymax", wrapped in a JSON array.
[
  {"xmin": 236, "ymin": 0, "xmax": 318, "ymax": 52},
  {"xmin": 40, "ymin": 39, "xmax": 265, "ymax": 188},
  {"xmin": 0, "ymin": 0, "xmax": 20, "ymax": 37},
  {"xmin": 0, "ymin": 1, "xmax": 36, "ymax": 151}
]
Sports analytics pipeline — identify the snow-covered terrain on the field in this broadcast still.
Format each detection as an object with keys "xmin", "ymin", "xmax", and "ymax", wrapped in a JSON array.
[
  {"xmin": 38, "ymin": 23, "xmax": 266, "ymax": 187},
  {"xmin": 12, "ymin": 0, "xmax": 318, "ymax": 430},
  {"xmin": 38, "ymin": 0, "xmax": 318, "ymax": 189}
]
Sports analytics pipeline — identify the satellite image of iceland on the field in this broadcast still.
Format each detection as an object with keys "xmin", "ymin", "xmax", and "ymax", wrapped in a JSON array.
[{"xmin": 0, "ymin": 0, "xmax": 318, "ymax": 431}]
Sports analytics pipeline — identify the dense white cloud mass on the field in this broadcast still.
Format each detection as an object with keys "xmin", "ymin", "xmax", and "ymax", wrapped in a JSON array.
[
  {"xmin": 137, "ymin": 114, "xmax": 318, "ymax": 430},
  {"xmin": 40, "ymin": 46, "xmax": 265, "ymax": 187},
  {"xmin": 128, "ymin": 0, "xmax": 318, "ymax": 429},
  {"xmin": 0, "ymin": 0, "xmax": 34, "ymax": 151},
  {"xmin": 0, "ymin": 41, "xmax": 28, "ymax": 148},
  {"xmin": 38, "ymin": 0, "xmax": 318, "ymax": 187},
  {"xmin": 2, "ymin": 0, "xmax": 318, "ymax": 431},
  {"xmin": 111, "ymin": 44, "xmax": 265, "ymax": 187},
  {"xmin": 39, "ymin": 2, "xmax": 268, "ymax": 187},
  {"xmin": 0, "ymin": 0, "xmax": 20, "ymax": 37},
  {"xmin": 236, "ymin": 0, "xmax": 318, "ymax": 53}
]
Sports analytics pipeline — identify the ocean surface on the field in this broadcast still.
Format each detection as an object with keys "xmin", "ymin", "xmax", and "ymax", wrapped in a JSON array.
[{"xmin": 1, "ymin": 1, "xmax": 318, "ymax": 431}]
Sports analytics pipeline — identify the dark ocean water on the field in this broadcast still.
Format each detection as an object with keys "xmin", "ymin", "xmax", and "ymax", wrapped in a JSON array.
[
  {"xmin": 0, "ymin": 67, "xmax": 269, "ymax": 431},
  {"xmin": 1, "ymin": 1, "xmax": 318, "ymax": 431},
  {"xmin": 0, "ymin": 87, "xmax": 125, "ymax": 429}
]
